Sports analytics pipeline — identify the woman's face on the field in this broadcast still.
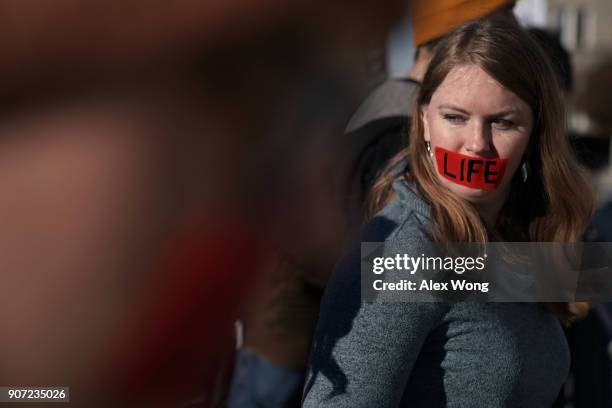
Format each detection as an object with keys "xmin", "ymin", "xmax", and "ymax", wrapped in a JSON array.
[{"xmin": 422, "ymin": 64, "xmax": 534, "ymax": 206}]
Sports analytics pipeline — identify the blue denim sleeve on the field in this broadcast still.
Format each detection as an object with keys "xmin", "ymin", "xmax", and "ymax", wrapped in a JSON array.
[{"xmin": 228, "ymin": 348, "xmax": 305, "ymax": 408}]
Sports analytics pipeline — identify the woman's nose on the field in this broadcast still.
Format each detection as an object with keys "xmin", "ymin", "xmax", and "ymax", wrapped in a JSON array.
[{"xmin": 464, "ymin": 120, "xmax": 492, "ymax": 156}]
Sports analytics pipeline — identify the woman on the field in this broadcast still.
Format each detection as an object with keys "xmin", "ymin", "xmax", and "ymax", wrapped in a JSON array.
[{"xmin": 302, "ymin": 17, "xmax": 594, "ymax": 407}]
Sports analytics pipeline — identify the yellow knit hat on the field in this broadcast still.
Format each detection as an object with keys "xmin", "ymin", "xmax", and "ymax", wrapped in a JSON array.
[{"xmin": 411, "ymin": 0, "xmax": 515, "ymax": 46}]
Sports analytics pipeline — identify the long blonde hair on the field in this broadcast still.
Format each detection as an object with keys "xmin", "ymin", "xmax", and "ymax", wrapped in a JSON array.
[{"xmin": 367, "ymin": 17, "xmax": 595, "ymax": 322}]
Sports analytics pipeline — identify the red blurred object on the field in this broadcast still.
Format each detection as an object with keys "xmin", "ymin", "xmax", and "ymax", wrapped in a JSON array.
[{"xmin": 106, "ymin": 213, "xmax": 265, "ymax": 405}]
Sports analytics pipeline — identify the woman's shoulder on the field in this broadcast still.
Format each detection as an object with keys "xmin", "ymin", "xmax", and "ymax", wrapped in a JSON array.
[
  {"xmin": 321, "ymin": 177, "xmax": 438, "ymax": 319},
  {"xmin": 361, "ymin": 176, "xmax": 431, "ymax": 244}
]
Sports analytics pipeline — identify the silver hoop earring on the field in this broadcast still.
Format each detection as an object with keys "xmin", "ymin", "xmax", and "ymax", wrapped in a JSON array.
[
  {"xmin": 521, "ymin": 161, "xmax": 530, "ymax": 183},
  {"xmin": 426, "ymin": 141, "xmax": 433, "ymax": 157}
]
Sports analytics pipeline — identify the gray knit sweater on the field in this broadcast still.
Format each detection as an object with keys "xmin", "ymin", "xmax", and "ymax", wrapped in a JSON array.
[{"xmin": 302, "ymin": 177, "xmax": 570, "ymax": 407}]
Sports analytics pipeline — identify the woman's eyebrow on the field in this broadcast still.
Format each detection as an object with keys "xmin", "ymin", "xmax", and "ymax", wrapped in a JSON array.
[
  {"xmin": 486, "ymin": 109, "xmax": 520, "ymax": 118},
  {"xmin": 439, "ymin": 104, "xmax": 521, "ymax": 118},
  {"xmin": 438, "ymin": 104, "xmax": 470, "ymax": 114}
]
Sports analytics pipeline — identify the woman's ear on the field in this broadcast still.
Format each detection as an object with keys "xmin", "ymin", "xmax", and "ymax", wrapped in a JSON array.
[{"xmin": 421, "ymin": 105, "xmax": 431, "ymax": 142}]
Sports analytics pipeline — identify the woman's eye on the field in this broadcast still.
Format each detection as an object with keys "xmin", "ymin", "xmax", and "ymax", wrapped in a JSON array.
[
  {"xmin": 443, "ymin": 114, "xmax": 466, "ymax": 124},
  {"xmin": 492, "ymin": 118, "xmax": 515, "ymax": 129}
]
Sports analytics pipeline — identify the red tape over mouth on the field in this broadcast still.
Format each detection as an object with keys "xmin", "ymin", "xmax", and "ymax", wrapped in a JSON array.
[{"xmin": 434, "ymin": 146, "xmax": 507, "ymax": 190}]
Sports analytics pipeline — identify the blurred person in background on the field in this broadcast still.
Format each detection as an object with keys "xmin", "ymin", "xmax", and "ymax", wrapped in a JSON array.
[
  {"xmin": 575, "ymin": 59, "xmax": 612, "ymax": 214},
  {"xmin": 0, "ymin": 1, "xmax": 406, "ymax": 406},
  {"xmin": 564, "ymin": 56, "xmax": 612, "ymax": 408}
]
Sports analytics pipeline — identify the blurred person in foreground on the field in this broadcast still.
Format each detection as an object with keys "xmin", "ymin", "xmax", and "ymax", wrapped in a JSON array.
[
  {"xmin": 0, "ymin": 65, "xmax": 266, "ymax": 408},
  {"xmin": 303, "ymin": 16, "xmax": 594, "ymax": 407},
  {"xmin": 0, "ymin": 1, "xmax": 405, "ymax": 407}
]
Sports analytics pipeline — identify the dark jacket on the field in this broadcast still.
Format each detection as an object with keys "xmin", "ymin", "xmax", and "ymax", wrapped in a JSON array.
[{"xmin": 344, "ymin": 78, "xmax": 419, "ymax": 226}]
